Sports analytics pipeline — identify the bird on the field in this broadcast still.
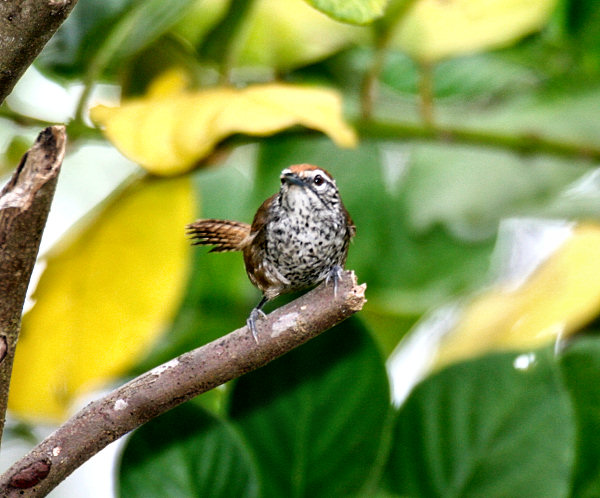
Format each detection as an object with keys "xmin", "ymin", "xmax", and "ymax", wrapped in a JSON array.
[{"xmin": 186, "ymin": 164, "xmax": 355, "ymax": 342}]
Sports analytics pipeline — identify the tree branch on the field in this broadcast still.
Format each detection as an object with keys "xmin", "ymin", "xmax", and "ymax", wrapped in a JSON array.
[
  {"xmin": 357, "ymin": 120, "xmax": 600, "ymax": 163},
  {"xmin": 0, "ymin": 126, "xmax": 66, "ymax": 444},
  {"xmin": 0, "ymin": 271, "xmax": 366, "ymax": 496},
  {"xmin": 0, "ymin": 0, "xmax": 78, "ymax": 105}
]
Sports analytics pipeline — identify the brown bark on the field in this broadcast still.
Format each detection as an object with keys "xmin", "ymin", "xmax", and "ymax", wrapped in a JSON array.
[
  {"xmin": 0, "ymin": 0, "xmax": 78, "ymax": 104},
  {"xmin": 0, "ymin": 271, "xmax": 366, "ymax": 496},
  {"xmin": 0, "ymin": 126, "xmax": 66, "ymax": 443}
]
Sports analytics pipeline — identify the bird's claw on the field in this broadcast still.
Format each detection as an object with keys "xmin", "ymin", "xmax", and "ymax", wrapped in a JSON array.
[
  {"xmin": 326, "ymin": 265, "xmax": 343, "ymax": 298},
  {"xmin": 247, "ymin": 308, "xmax": 267, "ymax": 343}
]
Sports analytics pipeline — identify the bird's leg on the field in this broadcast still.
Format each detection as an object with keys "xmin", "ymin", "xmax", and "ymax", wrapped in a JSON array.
[
  {"xmin": 247, "ymin": 295, "xmax": 269, "ymax": 343},
  {"xmin": 325, "ymin": 265, "xmax": 343, "ymax": 298}
]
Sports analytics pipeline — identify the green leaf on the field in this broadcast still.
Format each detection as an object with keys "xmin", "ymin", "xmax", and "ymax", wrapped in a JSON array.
[
  {"xmin": 563, "ymin": 0, "xmax": 600, "ymax": 55},
  {"xmin": 118, "ymin": 403, "xmax": 259, "ymax": 498},
  {"xmin": 229, "ymin": 318, "xmax": 390, "ymax": 498},
  {"xmin": 559, "ymin": 337, "xmax": 600, "ymax": 497},
  {"xmin": 198, "ymin": 0, "xmax": 256, "ymax": 64},
  {"xmin": 172, "ymin": 0, "xmax": 231, "ymax": 48},
  {"xmin": 1, "ymin": 135, "xmax": 31, "ymax": 175},
  {"xmin": 386, "ymin": 350, "xmax": 575, "ymax": 497},
  {"xmin": 380, "ymin": 52, "xmax": 541, "ymax": 100},
  {"xmin": 400, "ymin": 143, "xmax": 585, "ymax": 240},
  {"xmin": 36, "ymin": 0, "xmax": 129, "ymax": 78},
  {"xmin": 86, "ymin": 0, "xmax": 198, "ymax": 78},
  {"xmin": 37, "ymin": 0, "xmax": 196, "ymax": 79},
  {"xmin": 305, "ymin": 0, "xmax": 388, "ymax": 25}
]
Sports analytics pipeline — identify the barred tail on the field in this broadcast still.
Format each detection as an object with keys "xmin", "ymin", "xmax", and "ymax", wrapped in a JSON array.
[{"xmin": 186, "ymin": 219, "xmax": 251, "ymax": 252}]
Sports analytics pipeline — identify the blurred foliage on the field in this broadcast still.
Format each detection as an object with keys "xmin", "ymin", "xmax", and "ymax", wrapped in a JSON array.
[
  {"xmin": 3, "ymin": 0, "xmax": 600, "ymax": 495},
  {"xmin": 306, "ymin": 0, "xmax": 389, "ymax": 25},
  {"xmin": 390, "ymin": 0, "xmax": 558, "ymax": 62},
  {"xmin": 432, "ymin": 223, "xmax": 600, "ymax": 371}
]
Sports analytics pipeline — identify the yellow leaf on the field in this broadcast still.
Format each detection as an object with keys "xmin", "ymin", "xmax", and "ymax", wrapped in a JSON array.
[
  {"xmin": 392, "ymin": 0, "xmax": 558, "ymax": 62},
  {"xmin": 9, "ymin": 177, "xmax": 194, "ymax": 422},
  {"xmin": 146, "ymin": 67, "xmax": 192, "ymax": 98},
  {"xmin": 90, "ymin": 80, "xmax": 357, "ymax": 176},
  {"xmin": 435, "ymin": 223, "xmax": 600, "ymax": 369}
]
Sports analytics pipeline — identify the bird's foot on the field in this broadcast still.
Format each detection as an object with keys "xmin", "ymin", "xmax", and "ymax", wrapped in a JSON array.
[
  {"xmin": 325, "ymin": 265, "xmax": 344, "ymax": 298},
  {"xmin": 247, "ymin": 307, "xmax": 267, "ymax": 343}
]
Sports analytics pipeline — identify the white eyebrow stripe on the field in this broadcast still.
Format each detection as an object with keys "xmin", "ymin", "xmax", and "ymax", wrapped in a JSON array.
[{"xmin": 303, "ymin": 169, "xmax": 333, "ymax": 184}]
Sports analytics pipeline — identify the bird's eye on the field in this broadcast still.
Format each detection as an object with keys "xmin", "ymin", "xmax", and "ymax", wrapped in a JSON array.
[{"xmin": 313, "ymin": 175, "xmax": 324, "ymax": 186}]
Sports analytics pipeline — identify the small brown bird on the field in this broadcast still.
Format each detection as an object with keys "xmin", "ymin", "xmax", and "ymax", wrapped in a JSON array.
[{"xmin": 186, "ymin": 164, "xmax": 355, "ymax": 342}]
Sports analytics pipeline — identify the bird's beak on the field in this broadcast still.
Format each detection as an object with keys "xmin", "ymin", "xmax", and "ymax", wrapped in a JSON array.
[
  {"xmin": 281, "ymin": 172, "xmax": 306, "ymax": 187},
  {"xmin": 281, "ymin": 170, "xmax": 328, "ymax": 208}
]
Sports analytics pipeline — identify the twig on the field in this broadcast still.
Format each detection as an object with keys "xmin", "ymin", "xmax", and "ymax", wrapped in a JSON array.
[
  {"xmin": 360, "ymin": 0, "xmax": 419, "ymax": 119},
  {"xmin": 0, "ymin": 0, "xmax": 79, "ymax": 104},
  {"xmin": 0, "ymin": 126, "xmax": 66, "ymax": 444},
  {"xmin": 417, "ymin": 60, "xmax": 435, "ymax": 127},
  {"xmin": 0, "ymin": 271, "xmax": 366, "ymax": 496},
  {"xmin": 357, "ymin": 120, "xmax": 600, "ymax": 163},
  {"xmin": 360, "ymin": 36, "xmax": 391, "ymax": 119}
]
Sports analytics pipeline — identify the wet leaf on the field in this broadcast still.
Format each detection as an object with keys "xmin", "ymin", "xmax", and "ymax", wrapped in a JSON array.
[
  {"xmin": 391, "ymin": 0, "xmax": 558, "ymax": 62},
  {"xmin": 91, "ymin": 75, "xmax": 357, "ymax": 176},
  {"xmin": 9, "ymin": 177, "xmax": 194, "ymax": 422}
]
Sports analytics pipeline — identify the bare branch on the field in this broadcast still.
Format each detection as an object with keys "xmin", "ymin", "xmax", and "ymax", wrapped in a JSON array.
[
  {"xmin": 0, "ymin": 126, "xmax": 66, "ymax": 443},
  {"xmin": 0, "ymin": 271, "xmax": 366, "ymax": 496},
  {"xmin": 0, "ymin": 0, "xmax": 78, "ymax": 104}
]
